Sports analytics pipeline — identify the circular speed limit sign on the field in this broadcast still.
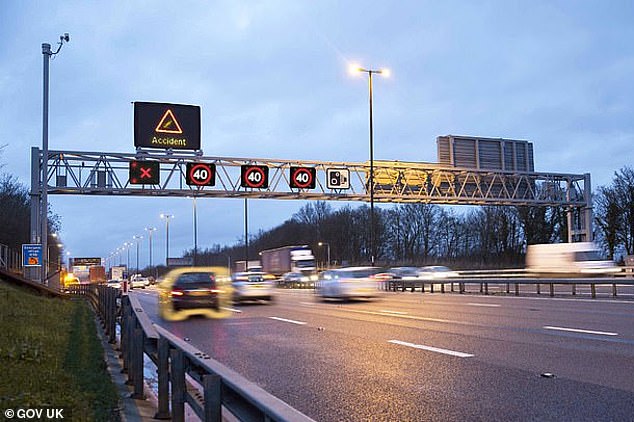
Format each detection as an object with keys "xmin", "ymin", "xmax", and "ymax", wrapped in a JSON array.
[
  {"xmin": 289, "ymin": 167, "xmax": 316, "ymax": 189},
  {"xmin": 186, "ymin": 162, "xmax": 216, "ymax": 186},
  {"xmin": 241, "ymin": 165, "xmax": 269, "ymax": 188}
]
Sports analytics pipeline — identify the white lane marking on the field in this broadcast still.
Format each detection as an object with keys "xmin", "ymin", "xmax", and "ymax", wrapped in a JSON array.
[
  {"xmin": 543, "ymin": 326, "xmax": 618, "ymax": 336},
  {"xmin": 342, "ymin": 308, "xmax": 458, "ymax": 324},
  {"xmin": 269, "ymin": 316, "xmax": 307, "ymax": 325},
  {"xmin": 299, "ymin": 302, "xmax": 316, "ymax": 306},
  {"xmin": 380, "ymin": 310, "xmax": 408, "ymax": 315},
  {"xmin": 221, "ymin": 307, "xmax": 242, "ymax": 313},
  {"xmin": 467, "ymin": 303, "xmax": 501, "ymax": 308},
  {"xmin": 389, "ymin": 340, "xmax": 474, "ymax": 358}
]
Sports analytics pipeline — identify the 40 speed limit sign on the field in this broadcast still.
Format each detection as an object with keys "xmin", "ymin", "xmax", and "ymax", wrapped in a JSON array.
[
  {"xmin": 186, "ymin": 162, "xmax": 216, "ymax": 186},
  {"xmin": 289, "ymin": 167, "xmax": 316, "ymax": 189},
  {"xmin": 241, "ymin": 165, "xmax": 269, "ymax": 188}
]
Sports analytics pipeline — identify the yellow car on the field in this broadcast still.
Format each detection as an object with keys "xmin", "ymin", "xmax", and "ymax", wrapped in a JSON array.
[{"xmin": 157, "ymin": 267, "xmax": 232, "ymax": 321}]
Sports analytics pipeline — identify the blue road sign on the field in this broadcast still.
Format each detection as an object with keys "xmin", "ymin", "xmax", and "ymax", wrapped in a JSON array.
[{"xmin": 22, "ymin": 244, "xmax": 43, "ymax": 267}]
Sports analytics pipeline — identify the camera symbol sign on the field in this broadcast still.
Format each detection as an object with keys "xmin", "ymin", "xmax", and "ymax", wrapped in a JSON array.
[
  {"xmin": 186, "ymin": 162, "xmax": 215, "ymax": 186},
  {"xmin": 289, "ymin": 167, "xmax": 316, "ymax": 189}
]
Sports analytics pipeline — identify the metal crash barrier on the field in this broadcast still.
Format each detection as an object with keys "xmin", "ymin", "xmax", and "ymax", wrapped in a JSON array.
[
  {"xmin": 79, "ymin": 285, "xmax": 314, "ymax": 422},
  {"xmin": 383, "ymin": 267, "xmax": 634, "ymax": 299}
]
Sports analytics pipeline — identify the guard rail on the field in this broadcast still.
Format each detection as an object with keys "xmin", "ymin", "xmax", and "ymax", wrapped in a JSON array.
[
  {"xmin": 75, "ymin": 285, "xmax": 315, "ymax": 422},
  {"xmin": 383, "ymin": 270, "xmax": 634, "ymax": 298}
]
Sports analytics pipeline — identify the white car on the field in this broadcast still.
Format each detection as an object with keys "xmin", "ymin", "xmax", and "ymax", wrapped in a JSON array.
[
  {"xmin": 130, "ymin": 276, "xmax": 150, "ymax": 289},
  {"xmin": 317, "ymin": 267, "xmax": 383, "ymax": 300},
  {"xmin": 231, "ymin": 272, "xmax": 276, "ymax": 303},
  {"xmin": 416, "ymin": 266, "xmax": 459, "ymax": 279}
]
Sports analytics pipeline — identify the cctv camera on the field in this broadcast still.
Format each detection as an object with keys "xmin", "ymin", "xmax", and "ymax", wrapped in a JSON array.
[{"xmin": 61, "ymin": 33, "xmax": 70, "ymax": 43}]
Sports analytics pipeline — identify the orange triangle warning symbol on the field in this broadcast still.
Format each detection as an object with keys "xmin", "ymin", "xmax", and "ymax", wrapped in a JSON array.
[{"xmin": 155, "ymin": 109, "xmax": 183, "ymax": 134}]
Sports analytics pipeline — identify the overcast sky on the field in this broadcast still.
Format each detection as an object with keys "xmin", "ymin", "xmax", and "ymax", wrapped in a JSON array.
[{"xmin": 1, "ymin": 1, "xmax": 633, "ymax": 267}]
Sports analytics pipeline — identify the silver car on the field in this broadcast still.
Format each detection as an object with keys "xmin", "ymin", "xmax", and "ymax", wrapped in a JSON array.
[
  {"xmin": 317, "ymin": 267, "xmax": 383, "ymax": 300},
  {"xmin": 231, "ymin": 272, "xmax": 276, "ymax": 303}
]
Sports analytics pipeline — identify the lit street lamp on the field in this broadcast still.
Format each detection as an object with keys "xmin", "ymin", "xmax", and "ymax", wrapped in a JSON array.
[
  {"xmin": 160, "ymin": 213, "xmax": 174, "ymax": 267},
  {"xmin": 124, "ymin": 242, "xmax": 132, "ymax": 271},
  {"xmin": 349, "ymin": 63, "xmax": 389, "ymax": 266},
  {"xmin": 318, "ymin": 242, "xmax": 331, "ymax": 269}
]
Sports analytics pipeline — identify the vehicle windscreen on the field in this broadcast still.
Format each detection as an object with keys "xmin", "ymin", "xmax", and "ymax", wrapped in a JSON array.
[
  {"xmin": 175, "ymin": 272, "xmax": 216, "ymax": 288},
  {"xmin": 295, "ymin": 259, "xmax": 315, "ymax": 268}
]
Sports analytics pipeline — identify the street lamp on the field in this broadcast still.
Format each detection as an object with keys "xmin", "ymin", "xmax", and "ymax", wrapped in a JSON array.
[
  {"xmin": 349, "ymin": 63, "xmax": 389, "ymax": 266},
  {"xmin": 160, "ymin": 213, "xmax": 174, "ymax": 267},
  {"xmin": 318, "ymin": 242, "xmax": 330, "ymax": 269},
  {"xmin": 145, "ymin": 227, "xmax": 156, "ymax": 275},
  {"xmin": 133, "ymin": 235, "xmax": 143, "ymax": 275},
  {"xmin": 40, "ymin": 33, "xmax": 70, "ymax": 284},
  {"xmin": 187, "ymin": 197, "xmax": 198, "ymax": 266},
  {"xmin": 124, "ymin": 242, "xmax": 132, "ymax": 271}
]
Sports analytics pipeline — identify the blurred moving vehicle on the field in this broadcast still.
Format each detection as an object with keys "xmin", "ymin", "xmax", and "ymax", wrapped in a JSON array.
[
  {"xmin": 106, "ymin": 279, "xmax": 121, "ymax": 289},
  {"xmin": 416, "ymin": 266, "xmax": 459, "ymax": 279},
  {"xmin": 130, "ymin": 274, "xmax": 150, "ymax": 289},
  {"xmin": 231, "ymin": 271, "xmax": 276, "ymax": 303},
  {"xmin": 281, "ymin": 271, "xmax": 316, "ymax": 288},
  {"xmin": 526, "ymin": 242, "xmax": 620, "ymax": 277},
  {"xmin": 158, "ymin": 267, "xmax": 230, "ymax": 320},
  {"xmin": 317, "ymin": 267, "xmax": 383, "ymax": 300}
]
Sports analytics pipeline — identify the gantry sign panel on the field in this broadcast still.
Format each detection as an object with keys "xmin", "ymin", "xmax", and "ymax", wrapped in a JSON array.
[
  {"xmin": 39, "ymin": 149, "xmax": 590, "ymax": 210},
  {"xmin": 134, "ymin": 102, "xmax": 201, "ymax": 150}
]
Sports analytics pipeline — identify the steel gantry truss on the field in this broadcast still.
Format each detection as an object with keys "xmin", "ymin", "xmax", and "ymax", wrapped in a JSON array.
[{"xmin": 30, "ymin": 148, "xmax": 593, "ymax": 242}]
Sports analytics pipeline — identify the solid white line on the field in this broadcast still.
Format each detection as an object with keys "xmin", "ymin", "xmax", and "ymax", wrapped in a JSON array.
[
  {"xmin": 543, "ymin": 326, "xmax": 618, "ymax": 336},
  {"xmin": 269, "ymin": 316, "xmax": 307, "ymax": 325},
  {"xmin": 389, "ymin": 340, "xmax": 474, "ymax": 358},
  {"xmin": 467, "ymin": 303, "xmax": 501, "ymax": 308},
  {"xmin": 380, "ymin": 310, "xmax": 408, "ymax": 315}
]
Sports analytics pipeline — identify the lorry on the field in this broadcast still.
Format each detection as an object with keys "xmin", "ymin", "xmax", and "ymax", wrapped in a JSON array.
[
  {"xmin": 525, "ymin": 242, "xmax": 620, "ymax": 277},
  {"xmin": 234, "ymin": 260, "xmax": 262, "ymax": 273},
  {"xmin": 260, "ymin": 245, "xmax": 317, "ymax": 280}
]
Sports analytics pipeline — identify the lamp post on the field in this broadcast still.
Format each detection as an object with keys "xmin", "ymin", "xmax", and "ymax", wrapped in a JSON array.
[
  {"xmin": 145, "ymin": 227, "xmax": 156, "ymax": 275},
  {"xmin": 160, "ymin": 213, "xmax": 174, "ymax": 267},
  {"xmin": 40, "ymin": 33, "xmax": 69, "ymax": 283},
  {"xmin": 187, "ymin": 197, "xmax": 198, "ymax": 266},
  {"xmin": 124, "ymin": 242, "xmax": 131, "ymax": 271},
  {"xmin": 318, "ymin": 242, "xmax": 330, "ymax": 269},
  {"xmin": 133, "ymin": 235, "xmax": 143, "ymax": 275},
  {"xmin": 350, "ymin": 64, "xmax": 389, "ymax": 266}
]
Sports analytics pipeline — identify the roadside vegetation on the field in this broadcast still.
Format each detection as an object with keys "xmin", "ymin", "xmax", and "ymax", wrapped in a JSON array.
[{"xmin": 0, "ymin": 281, "xmax": 120, "ymax": 421}]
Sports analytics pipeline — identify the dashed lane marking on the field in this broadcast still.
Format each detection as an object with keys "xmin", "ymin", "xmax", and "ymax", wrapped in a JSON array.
[
  {"xmin": 388, "ymin": 339, "xmax": 474, "ymax": 358},
  {"xmin": 269, "ymin": 316, "xmax": 307, "ymax": 325}
]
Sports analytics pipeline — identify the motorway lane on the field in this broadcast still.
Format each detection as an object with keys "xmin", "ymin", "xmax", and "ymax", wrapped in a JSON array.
[{"xmin": 133, "ymin": 288, "xmax": 634, "ymax": 421}]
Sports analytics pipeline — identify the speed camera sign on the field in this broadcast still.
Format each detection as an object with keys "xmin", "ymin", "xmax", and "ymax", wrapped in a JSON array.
[
  {"xmin": 326, "ymin": 168, "xmax": 350, "ymax": 189},
  {"xmin": 241, "ymin": 165, "xmax": 269, "ymax": 188},
  {"xmin": 289, "ymin": 167, "xmax": 316, "ymax": 189},
  {"xmin": 186, "ymin": 162, "xmax": 216, "ymax": 186}
]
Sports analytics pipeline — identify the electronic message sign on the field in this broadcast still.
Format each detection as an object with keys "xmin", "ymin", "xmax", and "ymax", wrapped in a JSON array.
[
  {"xmin": 134, "ymin": 102, "xmax": 201, "ymax": 150},
  {"xmin": 186, "ymin": 162, "xmax": 216, "ymax": 186},
  {"xmin": 289, "ymin": 167, "xmax": 316, "ymax": 189},
  {"xmin": 129, "ymin": 161, "xmax": 160, "ymax": 185},
  {"xmin": 241, "ymin": 165, "xmax": 269, "ymax": 189}
]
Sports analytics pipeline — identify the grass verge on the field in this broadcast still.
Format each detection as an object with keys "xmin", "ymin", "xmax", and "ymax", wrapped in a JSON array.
[{"xmin": 0, "ymin": 280, "xmax": 120, "ymax": 421}]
